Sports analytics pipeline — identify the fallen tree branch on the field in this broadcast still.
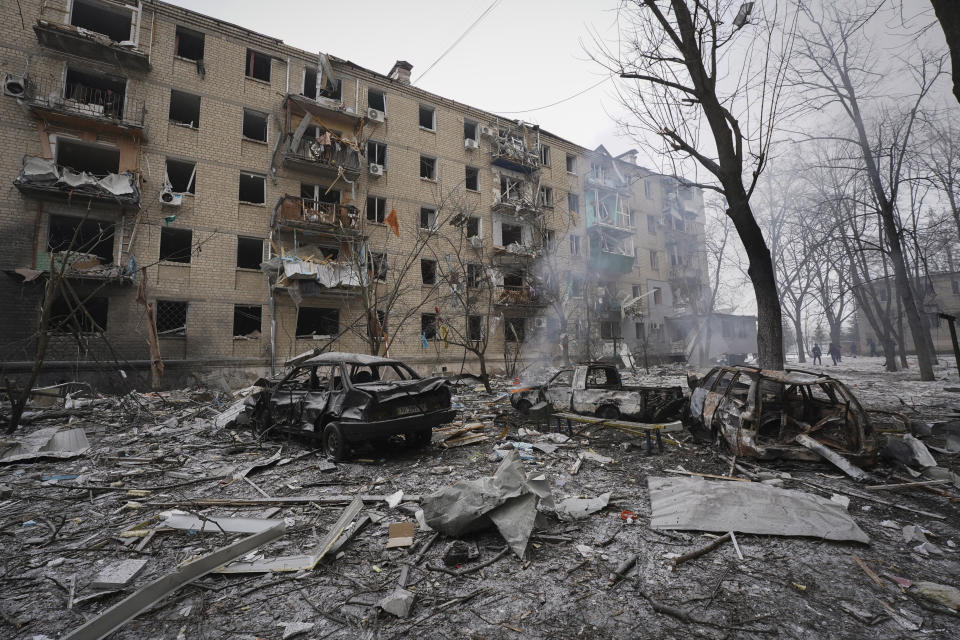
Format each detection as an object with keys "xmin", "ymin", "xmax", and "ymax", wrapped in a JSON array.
[
  {"xmin": 426, "ymin": 547, "xmax": 510, "ymax": 577},
  {"xmin": 671, "ymin": 533, "xmax": 731, "ymax": 567}
]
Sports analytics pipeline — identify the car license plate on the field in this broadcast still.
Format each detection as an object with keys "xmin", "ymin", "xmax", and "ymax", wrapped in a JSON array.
[{"xmin": 395, "ymin": 405, "xmax": 420, "ymax": 417}]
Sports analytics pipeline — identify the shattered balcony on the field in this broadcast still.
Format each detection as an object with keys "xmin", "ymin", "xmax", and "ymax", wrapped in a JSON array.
[
  {"xmin": 275, "ymin": 196, "xmax": 361, "ymax": 237},
  {"xmin": 585, "ymin": 168, "xmax": 630, "ymax": 192},
  {"xmin": 281, "ymin": 134, "xmax": 362, "ymax": 178},
  {"xmin": 33, "ymin": 19, "xmax": 151, "ymax": 72},
  {"xmin": 260, "ymin": 253, "xmax": 364, "ymax": 298},
  {"xmin": 588, "ymin": 232, "xmax": 635, "ymax": 275},
  {"xmin": 24, "ymin": 74, "xmax": 146, "ymax": 136},
  {"xmin": 491, "ymin": 192, "xmax": 540, "ymax": 216},
  {"xmin": 280, "ymin": 94, "xmax": 363, "ymax": 178},
  {"xmin": 493, "ymin": 285, "xmax": 547, "ymax": 308},
  {"xmin": 490, "ymin": 136, "xmax": 540, "ymax": 174},
  {"xmin": 14, "ymin": 156, "xmax": 141, "ymax": 207},
  {"xmin": 586, "ymin": 191, "xmax": 633, "ymax": 235}
]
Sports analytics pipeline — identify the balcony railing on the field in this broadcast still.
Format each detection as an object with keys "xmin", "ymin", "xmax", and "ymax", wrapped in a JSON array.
[
  {"xmin": 33, "ymin": 20, "xmax": 151, "ymax": 71},
  {"xmin": 277, "ymin": 196, "xmax": 360, "ymax": 232},
  {"xmin": 282, "ymin": 135, "xmax": 362, "ymax": 175},
  {"xmin": 494, "ymin": 284, "xmax": 545, "ymax": 306},
  {"xmin": 586, "ymin": 170, "xmax": 630, "ymax": 191},
  {"xmin": 492, "ymin": 192, "xmax": 539, "ymax": 215},
  {"xmin": 14, "ymin": 156, "xmax": 141, "ymax": 206},
  {"xmin": 25, "ymin": 76, "xmax": 145, "ymax": 128}
]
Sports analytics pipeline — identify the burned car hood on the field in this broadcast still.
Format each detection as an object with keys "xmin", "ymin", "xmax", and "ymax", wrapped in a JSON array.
[{"xmin": 354, "ymin": 377, "xmax": 450, "ymax": 402}]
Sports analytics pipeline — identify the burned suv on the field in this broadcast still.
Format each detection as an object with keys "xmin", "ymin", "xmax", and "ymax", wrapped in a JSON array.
[
  {"xmin": 688, "ymin": 366, "xmax": 879, "ymax": 464},
  {"xmin": 248, "ymin": 352, "xmax": 455, "ymax": 459}
]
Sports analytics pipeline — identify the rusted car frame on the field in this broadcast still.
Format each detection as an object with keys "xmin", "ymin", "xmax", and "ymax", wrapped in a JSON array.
[
  {"xmin": 688, "ymin": 366, "xmax": 879, "ymax": 464},
  {"xmin": 248, "ymin": 352, "xmax": 455, "ymax": 459}
]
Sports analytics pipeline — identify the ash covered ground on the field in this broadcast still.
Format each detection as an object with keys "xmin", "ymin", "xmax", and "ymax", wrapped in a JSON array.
[{"xmin": 2, "ymin": 356, "xmax": 959, "ymax": 639}]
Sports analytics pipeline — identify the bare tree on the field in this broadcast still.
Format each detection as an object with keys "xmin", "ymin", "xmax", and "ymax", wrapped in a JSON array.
[
  {"xmin": 591, "ymin": 0, "xmax": 798, "ymax": 370},
  {"xmin": 793, "ymin": 0, "xmax": 944, "ymax": 380},
  {"xmin": 930, "ymin": 0, "xmax": 960, "ymax": 104}
]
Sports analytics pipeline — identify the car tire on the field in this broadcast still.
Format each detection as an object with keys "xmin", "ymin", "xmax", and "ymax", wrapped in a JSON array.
[
  {"xmin": 515, "ymin": 399, "xmax": 533, "ymax": 415},
  {"xmin": 407, "ymin": 428, "xmax": 432, "ymax": 449},
  {"xmin": 323, "ymin": 423, "xmax": 348, "ymax": 460},
  {"xmin": 597, "ymin": 405, "xmax": 620, "ymax": 420}
]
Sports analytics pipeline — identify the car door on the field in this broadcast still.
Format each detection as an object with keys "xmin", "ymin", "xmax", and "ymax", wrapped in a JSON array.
[{"xmin": 544, "ymin": 369, "xmax": 575, "ymax": 410}]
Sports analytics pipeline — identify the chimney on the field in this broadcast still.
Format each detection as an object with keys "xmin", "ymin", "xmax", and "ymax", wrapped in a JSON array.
[{"xmin": 388, "ymin": 60, "xmax": 413, "ymax": 85}]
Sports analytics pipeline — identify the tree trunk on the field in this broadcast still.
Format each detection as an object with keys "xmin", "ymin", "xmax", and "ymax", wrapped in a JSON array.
[
  {"xmin": 725, "ymin": 195, "xmax": 784, "ymax": 370},
  {"xmin": 793, "ymin": 311, "xmax": 806, "ymax": 364},
  {"xmin": 477, "ymin": 351, "xmax": 491, "ymax": 393},
  {"xmin": 932, "ymin": 0, "xmax": 960, "ymax": 105}
]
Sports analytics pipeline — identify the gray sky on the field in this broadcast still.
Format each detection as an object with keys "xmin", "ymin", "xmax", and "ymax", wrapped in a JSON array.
[{"xmin": 167, "ymin": 0, "xmax": 627, "ymax": 153}]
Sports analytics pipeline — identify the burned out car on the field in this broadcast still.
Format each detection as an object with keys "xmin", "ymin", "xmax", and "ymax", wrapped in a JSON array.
[
  {"xmin": 511, "ymin": 363, "xmax": 685, "ymax": 422},
  {"xmin": 688, "ymin": 366, "xmax": 879, "ymax": 464},
  {"xmin": 247, "ymin": 352, "xmax": 455, "ymax": 460}
]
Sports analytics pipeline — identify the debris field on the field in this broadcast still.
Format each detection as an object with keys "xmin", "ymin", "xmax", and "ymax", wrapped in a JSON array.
[{"xmin": 2, "ymin": 357, "xmax": 960, "ymax": 639}]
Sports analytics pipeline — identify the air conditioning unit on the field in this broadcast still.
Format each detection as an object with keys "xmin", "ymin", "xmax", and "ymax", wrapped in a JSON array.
[
  {"xmin": 369, "ymin": 163, "xmax": 384, "ymax": 176},
  {"xmin": 468, "ymin": 236, "xmax": 483, "ymax": 249},
  {"xmin": 367, "ymin": 108, "xmax": 385, "ymax": 123},
  {"xmin": 464, "ymin": 138, "xmax": 479, "ymax": 150},
  {"xmin": 160, "ymin": 189, "xmax": 183, "ymax": 207},
  {"xmin": 533, "ymin": 317, "xmax": 547, "ymax": 329},
  {"xmin": 3, "ymin": 74, "xmax": 26, "ymax": 98},
  {"xmin": 478, "ymin": 125, "xmax": 494, "ymax": 137}
]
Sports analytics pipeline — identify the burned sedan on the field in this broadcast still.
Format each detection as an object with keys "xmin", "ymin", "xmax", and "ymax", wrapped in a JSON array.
[
  {"xmin": 688, "ymin": 366, "xmax": 879, "ymax": 465},
  {"xmin": 511, "ymin": 363, "xmax": 685, "ymax": 422},
  {"xmin": 247, "ymin": 352, "xmax": 455, "ymax": 459}
]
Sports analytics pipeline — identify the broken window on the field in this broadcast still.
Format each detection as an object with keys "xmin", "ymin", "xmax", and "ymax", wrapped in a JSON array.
[
  {"xmin": 175, "ymin": 26, "xmax": 204, "ymax": 60},
  {"xmin": 421, "ymin": 259, "xmax": 437, "ymax": 285},
  {"xmin": 368, "ymin": 252, "xmax": 387, "ymax": 281},
  {"xmin": 70, "ymin": 0, "xmax": 133, "ymax": 42},
  {"xmin": 48, "ymin": 215, "xmax": 114, "ymax": 263},
  {"xmin": 566, "ymin": 153, "xmax": 576, "ymax": 173},
  {"xmin": 242, "ymin": 109, "xmax": 268, "ymax": 142},
  {"xmin": 501, "ymin": 223, "xmax": 523, "ymax": 246},
  {"xmin": 647, "ymin": 215, "xmax": 657, "ymax": 234},
  {"xmin": 601, "ymin": 321, "xmax": 621, "ymax": 340},
  {"xmin": 246, "ymin": 49, "xmax": 271, "ymax": 82},
  {"xmin": 466, "ymin": 216, "xmax": 480, "ymax": 239},
  {"xmin": 569, "ymin": 234, "xmax": 581, "ymax": 256},
  {"xmin": 467, "ymin": 263, "xmax": 483, "ymax": 288},
  {"xmin": 368, "ymin": 141, "xmax": 387, "ymax": 167},
  {"xmin": 421, "ymin": 313, "xmax": 438, "ymax": 340},
  {"xmin": 420, "ymin": 156, "xmax": 437, "ymax": 180},
  {"xmin": 233, "ymin": 305, "xmax": 261, "ymax": 337},
  {"xmin": 165, "ymin": 158, "xmax": 196, "ymax": 194},
  {"xmin": 503, "ymin": 270, "xmax": 524, "ymax": 288},
  {"xmin": 568, "ymin": 193, "xmax": 579, "ymax": 214},
  {"xmin": 571, "ymin": 276, "xmax": 583, "ymax": 297},
  {"xmin": 420, "ymin": 207, "xmax": 437, "ymax": 230},
  {"xmin": 540, "ymin": 145, "xmax": 551, "ymax": 166},
  {"xmin": 300, "ymin": 183, "xmax": 339, "ymax": 204},
  {"xmin": 650, "ymin": 250, "xmax": 659, "ymax": 270},
  {"xmin": 469, "ymin": 315, "xmax": 483, "ymax": 341},
  {"xmin": 419, "ymin": 104, "xmax": 435, "ymax": 130},
  {"xmin": 653, "ymin": 287, "xmax": 663, "ymax": 305},
  {"xmin": 538, "ymin": 186, "xmax": 553, "ymax": 206},
  {"xmin": 49, "ymin": 294, "xmax": 108, "ymax": 334},
  {"xmin": 500, "ymin": 176, "xmax": 522, "ymax": 200},
  {"xmin": 239, "ymin": 172, "xmax": 266, "ymax": 204},
  {"xmin": 159, "ymin": 227, "xmax": 192, "ymax": 264},
  {"xmin": 465, "ymin": 166, "xmax": 479, "ymax": 191},
  {"xmin": 56, "ymin": 139, "xmax": 120, "ymax": 176},
  {"xmin": 168, "ymin": 89, "xmax": 200, "ymax": 127},
  {"xmin": 632, "ymin": 284, "xmax": 642, "ymax": 298},
  {"xmin": 368, "ymin": 88, "xmax": 386, "ymax": 112},
  {"xmin": 296, "ymin": 307, "xmax": 338, "ymax": 338},
  {"xmin": 302, "ymin": 67, "xmax": 318, "ymax": 99},
  {"xmin": 64, "ymin": 68, "xmax": 126, "ymax": 120},
  {"xmin": 236, "ymin": 236, "xmax": 262, "ymax": 269},
  {"xmin": 504, "ymin": 317, "xmax": 525, "ymax": 342},
  {"xmin": 366, "ymin": 197, "xmax": 386, "ymax": 223},
  {"xmin": 156, "ymin": 300, "xmax": 187, "ymax": 336},
  {"xmin": 635, "ymin": 322, "xmax": 644, "ymax": 340},
  {"xmin": 464, "ymin": 121, "xmax": 478, "ymax": 141},
  {"xmin": 546, "ymin": 230, "xmax": 556, "ymax": 252}
]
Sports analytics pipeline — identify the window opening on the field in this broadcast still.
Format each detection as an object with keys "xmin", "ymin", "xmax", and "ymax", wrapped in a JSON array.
[
  {"xmin": 421, "ymin": 259, "xmax": 437, "ymax": 285},
  {"xmin": 366, "ymin": 197, "xmax": 386, "ymax": 223},
  {"xmin": 233, "ymin": 305, "xmax": 261, "ymax": 337},
  {"xmin": 48, "ymin": 215, "xmax": 114, "ymax": 263},
  {"xmin": 236, "ymin": 236, "xmax": 263, "ymax": 269},
  {"xmin": 175, "ymin": 26, "xmax": 204, "ymax": 60},
  {"xmin": 419, "ymin": 104, "xmax": 435, "ymax": 129},
  {"xmin": 296, "ymin": 307, "xmax": 338, "ymax": 338},
  {"xmin": 70, "ymin": 0, "xmax": 132, "ymax": 42},
  {"xmin": 420, "ymin": 156, "xmax": 436, "ymax": 179},
  {"xmin": 165, "ymin": 159, "xmax": 196, "ymax": 194},
  {"xmin": 239, "ymin": 172, "xmax": 266, "ymax": 203},
  {"xmin": 421, "ymin": 313, "xmax": 437, "ymax": 340},
  {"xmin": 159, "ymin": 227, "xmax": 192, "ymax": 264},
  {"xmin": 64, "ymin": 68, "xmax": 126, "ymax": 120},
  {"xmin": 242, "ymin": 109, "xmax": 268, "ymax": 141},
  {"xmin": 368, "ymin": 88, "xmax": 385, "ymax": 112},
  {"xmin": 465, "ymin": 166, "xmax": 479, "ymax": 191},
  {"xmin": 420, "ymin": 207, "xmax": 437, "ymax": 230},
  {"xmin": 156, "ymin": 300, "xmax": 187, "ymax": 336},
  {"xmin": 168, "ymin": 90, "xmax": 200, "ymax": 127},
  {"xmin": 246, "ymin": 49, "xmax": 271, "ymax": 82}
]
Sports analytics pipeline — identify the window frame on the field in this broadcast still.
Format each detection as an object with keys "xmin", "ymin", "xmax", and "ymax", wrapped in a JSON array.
[
  {"xmin": 242, "ymin": 108, "xmax": 268, "ymax": 143},
  {"xmin": 366, "ymin": 196, "xmax": 386, "ymax": 224},
  {"xmin": 419, "ymin": 155, "xmax": 437, "ymax": 180},
  {"xmin": 159, "ymin": 227, "xmax": 193, "ymax": 264},
  {"xmin": 418, "ymin": 104, "xmax": 436, "ymax": 131},
  {"xmin": 245, "ymin": 49, "xmax": 272, "ymax": 82},
  {"xmin": 566, "ymin": 153, "xmax": 577, "ymax": 174},
  {"xmin": 238, "ymin": 172, "xmax": 266, "ymax": 204},
  {"xmin": 465, "ymin": 166, "xmax": 480, "ymax": 192},
  {"xmin": 368, "ymin": 87, "xmax": 386, "ymax": 113},
  {"xmin": 236, "ymin": 236, "xmax": 263, "ymax": 270},
  {"xmin": 419, "ymin": 206, "xmax": 438, "ymax": 231},
  {"xmin": 367, "ymin": 140, "xmax": 387, "ymax": 168}
]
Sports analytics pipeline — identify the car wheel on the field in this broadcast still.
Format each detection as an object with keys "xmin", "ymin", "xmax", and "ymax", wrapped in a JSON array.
[
  {"xmin": 515, "ymin": 399, "xmax": 532, "ymax": 415},
  {"xmin": 597, "ymin": 405, "xmax": 620, "ymax": 420},
  {"xmin": 323, "ymin": 423, "xmax": 348, "ymax": 460},
  {"xmin": 407, "ymin": 428, "xmax": 432, "ymax": 449}
]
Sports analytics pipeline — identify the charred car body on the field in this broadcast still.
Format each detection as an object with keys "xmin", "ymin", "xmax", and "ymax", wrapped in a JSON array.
[
  {"xmin": 511, "ymin": 364, "xmax": 685, "ymax": 422},
  {"xmin": 687, "ymin": 366, "xmax": 879, "ymax": 464},
  {"xmin": 247, "ymin": 352, "xmax": 455, "ymax": 459}
]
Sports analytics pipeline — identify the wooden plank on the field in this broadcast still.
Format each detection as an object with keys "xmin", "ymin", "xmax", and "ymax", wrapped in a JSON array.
[{"xmin": 665, "ymin": 469, "xmax": 751, "ymax": 482}]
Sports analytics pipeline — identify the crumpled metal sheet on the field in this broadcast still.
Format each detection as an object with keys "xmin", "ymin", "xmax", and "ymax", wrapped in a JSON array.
[
  {"xmin": 281, "ymin": 259, "xmax": 362, "ymax": 288},
  {"xmin": 0, "ymin": 427, "xmax": 90, "ymax": 462},
  {"xmin": 21, "ymin": 156, "xmax": 59, "ymax": 181},
  {"xmin": 98, "ymin": 172, "xmax": 136, "ymax": 195},
  {"xmin": 421, "ymin": 451, "xmax": 551, "ymax": 557},
  {"xmin": 58, "ymin": 168, "xmax": 97, "ymax": 187},
  {"xmin": 555, "ymin": 492, "xmax": 611, "ymax": 521},
  {"xmin": 647, "ymin": 476, "xmax": 870, "ymax": 543}
]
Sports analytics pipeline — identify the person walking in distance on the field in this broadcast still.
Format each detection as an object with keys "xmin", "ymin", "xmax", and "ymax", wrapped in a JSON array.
[{"xmin": 811, "ymin": 344, "xmax": 822, "ymax": 366}]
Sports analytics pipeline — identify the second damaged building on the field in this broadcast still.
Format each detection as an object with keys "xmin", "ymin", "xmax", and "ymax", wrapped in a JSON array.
[{"xmin": 0, "ymin": 0, "xmax": 712, "ymax": 388}]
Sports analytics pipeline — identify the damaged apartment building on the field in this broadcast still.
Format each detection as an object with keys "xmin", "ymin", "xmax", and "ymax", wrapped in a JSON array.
[{"xmin": 0, "ymin": 0, "xmax": 712, "ymax": 387}]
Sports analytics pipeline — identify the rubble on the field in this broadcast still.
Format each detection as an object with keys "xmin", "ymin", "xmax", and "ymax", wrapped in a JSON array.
[{"xmin": 1, "ymin": 358, "xmax": 959, "ymax": 638}]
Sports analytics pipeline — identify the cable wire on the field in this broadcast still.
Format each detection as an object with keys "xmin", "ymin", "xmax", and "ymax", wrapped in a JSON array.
[
  {"xmin": 414, "ymin": 0, "xmax": 502, "ymax": 84},
  {"xmin": 494, "ymin": 75, "xmax": 613, "ymax": 115}
]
